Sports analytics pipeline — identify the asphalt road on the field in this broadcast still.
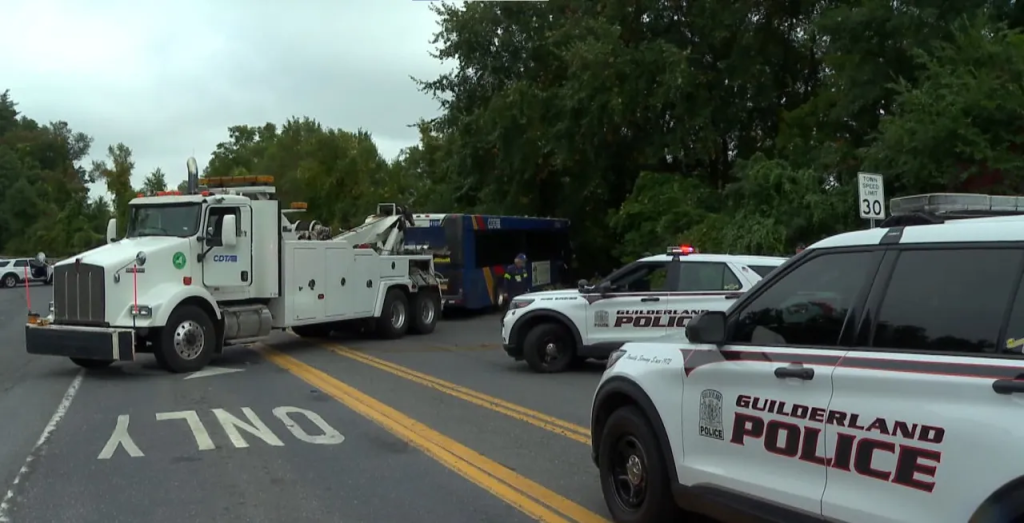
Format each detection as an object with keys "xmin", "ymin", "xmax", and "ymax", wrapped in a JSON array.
[{"xmin": 0, "ymin": 284, "xmax": 612, "ymax": 523}]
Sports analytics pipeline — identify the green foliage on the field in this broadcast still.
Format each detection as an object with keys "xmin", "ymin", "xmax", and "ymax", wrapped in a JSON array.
[
  {"xmin": 7, "ymin": 1, "xmax": 1024, "ymax": 275},
  {"xmin": 0, "ymin": 90, "xmax": 110, "ymax": 257}
]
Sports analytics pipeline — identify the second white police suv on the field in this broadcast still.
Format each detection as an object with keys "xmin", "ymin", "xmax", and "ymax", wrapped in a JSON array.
[
  {"xmin": 500, "ymin": 246, "xmax": 787, "ymax": 373},
  {"xmin": 590, "ymin": 194, "xmax": 1024, "ymax": 523}
]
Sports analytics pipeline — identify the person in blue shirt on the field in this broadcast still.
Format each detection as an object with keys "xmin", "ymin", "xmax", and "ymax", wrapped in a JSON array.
[{"xmin": 501, "ymin": 253, "xmax": 531, "ymax": 306}]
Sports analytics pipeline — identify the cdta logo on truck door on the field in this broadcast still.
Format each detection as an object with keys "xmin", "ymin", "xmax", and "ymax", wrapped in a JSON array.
[{"xmin": 213, "ymin": 254, "xmax": 238, "ymax": 262}]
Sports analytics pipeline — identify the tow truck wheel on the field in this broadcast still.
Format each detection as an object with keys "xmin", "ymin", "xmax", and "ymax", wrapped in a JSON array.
[
  {"xmin": 523, "ymin": 323, "xmax": 576, "ymax": 373},
  {"xmin": 153, "ymin": 305, "xmax": 216, "ymax": 373},
  {"xmin": 70, "ymin": 358, "xmax": 114, "ymax": 369},
  {"xmin": 598, "ymin": 406, "xmax": 683, "ymax": 523},
  {"xmin": 409, "ymin": 290, "xmax": 440, "ymax": 335},
  {"xmin": 376, "ymin": 288, "xmax": 409, "ymax": 339}
]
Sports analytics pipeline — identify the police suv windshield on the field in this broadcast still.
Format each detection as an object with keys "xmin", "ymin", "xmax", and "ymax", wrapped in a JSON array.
[{"xmin": 126, "ymin": 203, "xmax": 202, "ymax": 238}]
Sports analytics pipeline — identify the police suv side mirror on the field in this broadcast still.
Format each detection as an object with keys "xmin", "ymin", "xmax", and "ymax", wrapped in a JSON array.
[
  {"xmin": 577, "ymin": 279, "xmax": 588, "ymax": 292},
  {"xmin": 221, "ymin": 215, "xmax": 237, "ymax": 247},
  {"xmin": 597, "ymin": 280, "xmax": 613, "ymax": 296},
  {"xmin": 686, "ymin": 311, "xmax": 727, "ymax": 345}
]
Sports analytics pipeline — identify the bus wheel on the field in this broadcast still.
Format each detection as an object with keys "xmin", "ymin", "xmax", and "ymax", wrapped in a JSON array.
[
  {"xmin": 410, "ymin": 290, "xmax": 440, "ymax": 335},
  {"xmin": 523, "ymin": 323, "xmax": 575, "ymax": 373}
]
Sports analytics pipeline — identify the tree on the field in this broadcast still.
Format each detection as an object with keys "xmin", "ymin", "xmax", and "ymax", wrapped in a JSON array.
[
  {"xmin": 89, "ymin": 143, "xmax": 135, "ymax": 235},
  {"xmin": 141, "ymin": 167, "xmax": 168, "ymax": 196},
  {"xmin": 0, "ymin": 90, "xmax": 110, "ymax": 256}
]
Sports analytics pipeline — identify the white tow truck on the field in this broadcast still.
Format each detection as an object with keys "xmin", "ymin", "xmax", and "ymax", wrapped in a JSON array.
[{"xmin": 25, "ymin": 160, "xmax": 442, "ymax": 373}]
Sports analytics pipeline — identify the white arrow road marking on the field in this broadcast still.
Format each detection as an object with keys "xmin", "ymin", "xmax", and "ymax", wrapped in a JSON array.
[{"xmin": 184, "ymin": 366, "xmax": 245, "ymax": 380}]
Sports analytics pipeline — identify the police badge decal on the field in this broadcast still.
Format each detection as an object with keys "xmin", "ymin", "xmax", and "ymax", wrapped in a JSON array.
[
  {"xmin": 698, "ymin": 389, "xmax": 724, "ymax": 440},
  {"xmin": 594, "ymin": 310, "xmax": 609, "ymax": 328}
]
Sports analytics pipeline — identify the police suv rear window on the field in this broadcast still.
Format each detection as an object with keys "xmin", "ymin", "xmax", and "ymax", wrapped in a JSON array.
[
  {"xmin": 748, "ymin": 265, "xmax": 777, "ymax": 278},
  {"xmin": 0, "ymin": 261, "xmax": 7, "ymax": 267},
  {"xmin": 872, "ymin": 248, "xmax": 1022, "ymax": 354}
]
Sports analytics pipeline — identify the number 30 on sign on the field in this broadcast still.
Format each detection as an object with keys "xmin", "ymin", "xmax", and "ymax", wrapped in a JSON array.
[{"xmin": 857, "ymin": 172, "xmax": 885, "ymax": 221}]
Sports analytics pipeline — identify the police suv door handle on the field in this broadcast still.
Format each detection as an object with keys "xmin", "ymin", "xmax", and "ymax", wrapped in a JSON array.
[
  {"xmin": 640, "ymin": 297, "xmax": 660, "ymax": 302},
  {"xmin": 774, "ymin": 366, "xmax": 814, "ymax": 380},
  {"xmin": 991, "ymin": 379, "xmax": 1024, "ymax": 395}
]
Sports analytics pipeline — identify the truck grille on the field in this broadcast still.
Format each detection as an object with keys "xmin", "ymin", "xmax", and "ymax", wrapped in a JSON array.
[{"xmin": 53, "ymin": 263, "xmax": 106, "ymax": 326}]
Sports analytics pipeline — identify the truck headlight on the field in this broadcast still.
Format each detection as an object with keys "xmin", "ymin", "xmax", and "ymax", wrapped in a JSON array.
[{"xmin": 131, "ymin": 305, "xmax": 152, "ymax": 317}]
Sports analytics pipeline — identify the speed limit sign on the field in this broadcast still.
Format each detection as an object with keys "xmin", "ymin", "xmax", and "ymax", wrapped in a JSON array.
[{"xmin": 857, "ymin": 172, "xmax": 885, "ymax": 220}]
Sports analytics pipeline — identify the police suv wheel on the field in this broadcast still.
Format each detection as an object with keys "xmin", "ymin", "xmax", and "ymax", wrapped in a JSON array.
[
  {"xmin": 409, "ymin": 290, "xmax": 440, "ymax": 335},
  {"xmin": 2, "ymin": 274, "xmax": 16, "ymax": 288},
  {"xmin": 153, "ymin": 305, "xmax": 216, "ymax": 373},
  {"xmin": 376, "ymin": 288, "xmax": 410, "ymax": 340},
  {"xmin": 599, "ymin": 406, "xmax": 683, "ymax": 523},
  {"xmin": 522, "ymin": 323, "xmax": 575, "ymax": 373},
  {"xmin": 70, "ymin": 358, "xmax": 114, "ymax": 369}
]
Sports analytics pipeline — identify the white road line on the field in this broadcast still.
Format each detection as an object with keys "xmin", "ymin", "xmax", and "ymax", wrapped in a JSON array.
[
  {"xmin": 156, "ymin": 411, "xmax": 215, "ymax": 451},
  {"xmin": 0, "ymin": 369, "xmax": 84, "ymax": 523}
]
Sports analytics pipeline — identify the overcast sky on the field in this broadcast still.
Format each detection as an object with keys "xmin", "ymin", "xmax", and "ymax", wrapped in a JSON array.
[{"xmin": 0, "ymin": 0, "xmax": 451, "ymax": 197}]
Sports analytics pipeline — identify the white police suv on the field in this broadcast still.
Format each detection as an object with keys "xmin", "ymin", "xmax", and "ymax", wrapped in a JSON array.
[
  {"xmin": 590, "ymin": 193, "xmax": 1024, "ymax": 523},
  {"xmin": 0, "ymin": 253, "xmax": 52, "ymax": 288},
  {"xmin": 501, "ymin": 246, "xmax": 786, "ymax": 373}
]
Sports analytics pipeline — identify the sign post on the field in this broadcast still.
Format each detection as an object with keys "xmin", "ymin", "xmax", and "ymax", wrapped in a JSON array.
[{"xmin": 857, "ymin": 172, "xmax": 885, "ymax": 227}]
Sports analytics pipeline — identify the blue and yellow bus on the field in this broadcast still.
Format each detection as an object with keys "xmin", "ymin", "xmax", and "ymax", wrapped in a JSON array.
[{"xmin": 405, "ymin": 214, "xmax": 572, "ymax": 310}]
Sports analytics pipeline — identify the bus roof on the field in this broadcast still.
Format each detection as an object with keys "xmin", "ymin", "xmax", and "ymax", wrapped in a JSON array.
[{"xmin": 410, "ymin": 213, "xmax": 570, "ymax": 230}]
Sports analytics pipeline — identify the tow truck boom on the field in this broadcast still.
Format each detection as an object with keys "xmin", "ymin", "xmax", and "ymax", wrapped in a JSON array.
[{"xmin": 332, "ymin": 203, "xmax": 416, "ymax": 255}]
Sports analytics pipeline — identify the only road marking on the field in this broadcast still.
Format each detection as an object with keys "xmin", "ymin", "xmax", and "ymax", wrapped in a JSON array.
[
  {"xmin": 97, "ymin": 406, "xmax": 343, "ymax": 459},
  {"xmin": 258, "ymin": 344, "xmax": 608, "ymax": 523},
  {"xmin": 317, "ymin": 340, "xmax": 591, "ymax": 444}
]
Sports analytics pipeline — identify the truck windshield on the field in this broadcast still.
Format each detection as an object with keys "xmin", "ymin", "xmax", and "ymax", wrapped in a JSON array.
[{"xmin": 126, "ymin": 203, "xmax": 202, "ymax": 238}]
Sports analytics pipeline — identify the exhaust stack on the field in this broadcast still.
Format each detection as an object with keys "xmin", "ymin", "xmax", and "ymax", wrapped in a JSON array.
[{"xmin": 186, "ymin": 157, "xmax": 199, "ymax": 194}]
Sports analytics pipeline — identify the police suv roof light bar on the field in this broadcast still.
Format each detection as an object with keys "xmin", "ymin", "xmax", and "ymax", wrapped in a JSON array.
[
  {"xmin": 882, "ymin": 193, "xmax": 1024, "ymax": 228},
  {"xmin": 667, "ymin": 245, "xmax": 697, "ymax": 261},
  {"xmin": 667, "ymin": 245, "xmax": 697, "ymax": 256}
]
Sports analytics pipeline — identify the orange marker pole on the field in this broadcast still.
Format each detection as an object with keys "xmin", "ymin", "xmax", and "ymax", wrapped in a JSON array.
[{"xmin": 23, "ymin": 264, "xmax": 30, "ymax": 310}]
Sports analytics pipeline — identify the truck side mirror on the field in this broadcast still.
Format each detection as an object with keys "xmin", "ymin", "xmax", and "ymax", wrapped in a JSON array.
[
  {"xmin": 221, "ymin": 215, "xmax": 237, "ymax": 247},
  {"xmin": 106, "ymin": 218, "xmax": 117, "ymax": 243},
  {"xmin": 685, "ymin": 311, "xmax": 727, "ymax": 345}
]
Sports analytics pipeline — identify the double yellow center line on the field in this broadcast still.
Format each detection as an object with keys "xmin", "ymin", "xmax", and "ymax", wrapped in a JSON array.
[
  {"xmin": 259, "ymin": 345, "xmax": 607, "ymax": 523},
  {"xmin": 325, "ymin": 344, "xmax": 592, "ymax": 445}
]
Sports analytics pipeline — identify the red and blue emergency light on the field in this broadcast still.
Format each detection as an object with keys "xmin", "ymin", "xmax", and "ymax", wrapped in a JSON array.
[{"xmin": 667, "ymin": 245, "xmax": 698, "ymax": 255}]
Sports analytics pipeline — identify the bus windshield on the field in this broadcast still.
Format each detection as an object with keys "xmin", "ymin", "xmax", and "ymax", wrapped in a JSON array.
[{"xmin": 126, "ymin": 203, "xmax": 202, "ymax": 239}]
